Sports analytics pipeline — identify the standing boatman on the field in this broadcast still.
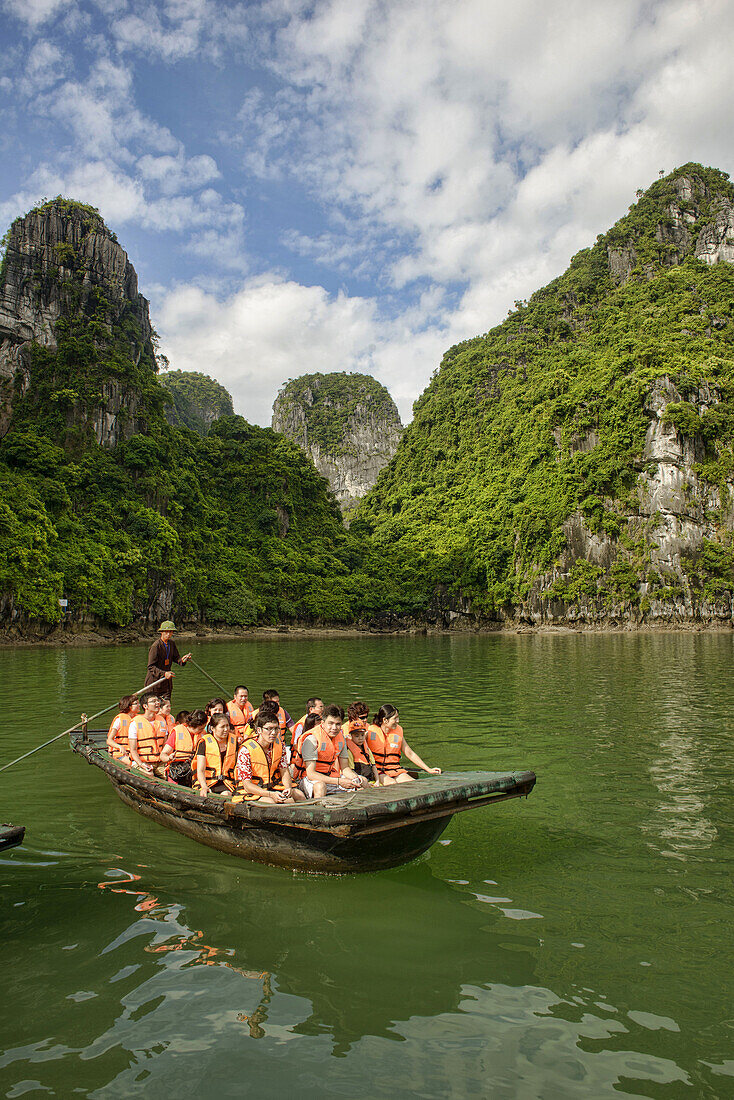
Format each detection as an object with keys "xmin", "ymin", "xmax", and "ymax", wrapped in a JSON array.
[{"xmin": 145, "ymin": 621, "xmax": 192, "ymax": 700}]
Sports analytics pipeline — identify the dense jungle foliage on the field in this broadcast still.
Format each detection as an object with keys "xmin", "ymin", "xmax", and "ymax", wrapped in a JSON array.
[
  {"xmin": 274, "ymin": 372, "xmax": 400, "ymax": 457},
  {"xmin": 3, "ymin": 165, "xmax": 734, "ymax": 631},
  {"xmin": 0, "ymin": 203, "xmax": 423, "ymax": 627},
  {"xmin": 359, "ymin": 164, "xmax": 734, "ymax": 613},
  {"xmin": 160, "ymin": 369, "xmax": 234, "ymax": 435}
]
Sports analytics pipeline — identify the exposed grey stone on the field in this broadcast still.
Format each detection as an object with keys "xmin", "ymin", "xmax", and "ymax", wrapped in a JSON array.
[
  {"xmin": 272, "ymin": 375, "xmax": 403, "ymax": 514},
  {"xmin": 0, "ymin": 201, "xmax": 154, "ymax": 446}
]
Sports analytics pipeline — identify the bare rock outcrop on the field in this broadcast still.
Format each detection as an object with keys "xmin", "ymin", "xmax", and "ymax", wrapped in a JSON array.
[
  {"xmin": 0, "ymin": 198, "xmax": 156, "ymax": 444},
  {"xmin": 272, "ymin": 372, "xmax": 403, "ymax": 514}
]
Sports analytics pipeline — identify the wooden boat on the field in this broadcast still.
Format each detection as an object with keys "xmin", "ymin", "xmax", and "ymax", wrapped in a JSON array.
[
  {"xmin": 71, "ymin": 729, "xmax": 536, "ymax": 874},
  {"xmin": 0, "ymin": 824, "xmax": 25, "ymax": 852}
]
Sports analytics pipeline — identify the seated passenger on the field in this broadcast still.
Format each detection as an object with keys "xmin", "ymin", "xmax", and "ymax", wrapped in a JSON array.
[
  {"xmin": 205, "ymin": 697, "xmax": 227, "ymax": 721},
  {"xmin": 160, "ymin": 708, "xmax": 206, "ymax": 786},
  {"xmin": 292, "ymin": 698, "xmax": 324, "ymax": 741},
  {"xmin": 299, "ymin": 705, "xmax": 366, "ymax": 799},
  {"xmin": 107, "ymin": 695, "xmax": 140, "ymax": 763},
  {"xmin": 231, "ymin": 712, "xmax": 306, "ymax": 804},
  {"xmin": 366, "ymin": 704, "xmax": 442, "ymax": 785},
  {"xmin": 289, "ymin": 712, "xmax": 322, "ymax": 782},
  {"xmin": 343, "ymin": 700, "xmax": 369, "ymax": 739},
  {"xmin": 128, "ymin": 694, "xmax": 165, "ymax": 777},
  {"xmin": 227, "ymin": 686, "xmax": 254, "ymax": 745},
  {"xmin": 195, "ymin": 712, "xmax": 238, "ymax": 797},
  {"xmin": 156, "ymin": 697, "xmax": 176, "ymax": 741},
  {"xmin": 251, "ymin": 689, "xmax": 295, "ymax": 741},
  {"xmin": 346, "ymin": 723, "xmax": 378, "ymax": 783}
]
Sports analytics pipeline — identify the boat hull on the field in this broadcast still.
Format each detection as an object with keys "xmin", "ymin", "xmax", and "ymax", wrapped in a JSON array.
[
  {"xmin": 0, "ymin": 825, "xmax": 25, "ymax": 853},
  {"xmin": 72, "ymin": 733, "xmax": 536, "ymax": 874},
  {"xmin": 112, "ymin": 774, "xmax": 452, "ymax": 873}
]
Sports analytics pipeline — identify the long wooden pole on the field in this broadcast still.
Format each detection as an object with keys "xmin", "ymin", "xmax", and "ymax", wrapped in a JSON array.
[
  {"xmin": 188, "ymin": 657, "xmax": 231, "ymax": 700},
  {"xmin": 0, "ymin": 674, "xmax": 170, "ymax": 773}
]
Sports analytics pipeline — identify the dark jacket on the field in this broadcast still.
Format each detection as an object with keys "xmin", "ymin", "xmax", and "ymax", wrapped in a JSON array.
[{"xmin": 145, "ymin": 638, "xmax": 183, "ymax": 697}]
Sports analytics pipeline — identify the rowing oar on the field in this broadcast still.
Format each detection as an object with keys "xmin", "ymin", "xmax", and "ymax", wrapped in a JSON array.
[
  {"xmin": 188, "ymin": 657, "xmax": 231, "ymax": 700},
  {"xmin": 0, "ymin": 674, "xmax": 170, "ymax": 773}
]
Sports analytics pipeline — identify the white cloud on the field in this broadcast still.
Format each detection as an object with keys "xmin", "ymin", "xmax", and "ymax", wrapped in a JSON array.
[
  {"xmin": 18, "ymin": 40, "xmax": 68, "ymax": 96},
  {"xmin": 137, "ymin": 152, "xmax": 220, "ymax": 195},
  {"xmin": 0, "ymin": 161, "xmax": 146, "ymax": 230},
  {"xmin": 110, "ymin": 0, "xmax": 224, "ymax": 62},
  {"xmin": 155, "ymin": 273, "xmax": 465, "ymax": 426},
  {"xmin": 0, "ymin": 160, "xmax": 244, "ymax": 242},
  {"xmin": 3, "ymin": 0, "xmax": 73, "ymax": 28},
  {"xmin": 156, "ymin": 278, "xmax": 380, "ymax": 425},
  {"xmin": 40, "ymin": 57, "xmax": 180, "ymax": 159},
  {"xmin": 219, "ymin": 0, "xmax": 734, "ymax": 403}
]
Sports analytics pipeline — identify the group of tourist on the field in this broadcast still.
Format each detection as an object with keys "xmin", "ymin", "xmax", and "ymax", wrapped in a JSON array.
[
  {"xmin": 106, "ymin": 687, "xmax": 441, "ymax": 802},
  {"xmin": 105, "ymin": 623, "xmax": 441, "ymax": 804}
]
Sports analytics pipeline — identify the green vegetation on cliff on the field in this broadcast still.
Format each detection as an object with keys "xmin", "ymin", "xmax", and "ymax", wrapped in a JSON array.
[
  {"xmin": 0, "ymin": 202, "xmax": 420, "ymax": 628},
  {"xmin": 160, "ymin": 370, "xmax": 234, "ymax": 435},
  {"xmin": 359, "ymin": 164, "xmax": 734, "ymax": 614}
]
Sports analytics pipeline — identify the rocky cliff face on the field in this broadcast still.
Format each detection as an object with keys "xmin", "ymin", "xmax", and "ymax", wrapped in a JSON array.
[
  {"xmin": 520, "ymin": 375, "xmax": 734, "ymax": 628},
  {"xmin": 272, "ymin": 372, "xmax": 403, "ymax": 513},
  {"xmin": 608, "ymin": 173, "xmax": 734, "ymax": 285},
  {"xmin": 0, "ymin": 198, "xmax": 157, "ymax": 444}
]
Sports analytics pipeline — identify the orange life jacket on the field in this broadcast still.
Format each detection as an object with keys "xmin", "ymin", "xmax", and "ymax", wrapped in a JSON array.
[
  {"xmin": 197, "ymin": 732, "xmax": 238, "ymax": 791},
  {"xmin": 129, "ymin": 715, "xmax": 162, "ymax": 765},
  {"xmin": 108, "ymin": 712, "xmax": 132, "ymax": 759},
  {"xmin": 170, "ymin": 724, "xmax": 195, "ymax": 762},
  {"xmin": 231, "ymin": 737, "xmax": 286, "ymax": 802},
  {"xmin": 300, "ymin": 727, "xmax": 346, "ymax": 781},
  {"xmin": 346, "ymin": 736, "xmax": 372, "ymax": 767},
  {"xmin": 227, "ymin": 700, "xmax": 253, "ymax": 738},
  {"xmin": 290, "ymin": 727, "xmax": 311, "ymax": 780},
  {"xmin": 156, "ymin": 714, "xmax": 175, "ymax": 742},
  {"xmin": 366, "ymin": 723, "xmax": 405, "ymax": 775}
]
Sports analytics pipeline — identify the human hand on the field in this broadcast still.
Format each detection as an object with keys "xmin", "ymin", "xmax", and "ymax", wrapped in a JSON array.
[
  {"xmin": 165, "ymin": 671, "xmax": 173, "ymax": 679},
  {"xmin": 428, "ymin": 767, "xmax": 442, "ymax": 775}
]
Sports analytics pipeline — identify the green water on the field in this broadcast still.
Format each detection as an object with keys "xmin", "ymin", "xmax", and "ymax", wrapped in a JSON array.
[{"xmin": 1, "ymin": 634, "xmax": 732, "ymax": 1098}]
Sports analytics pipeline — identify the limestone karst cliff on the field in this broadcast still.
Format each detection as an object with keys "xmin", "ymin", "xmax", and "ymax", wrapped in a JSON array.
[
  {"xmin": 272, "ymin": 372, "xmax": 403, "ymax": 513},
  {"xmin": 0, "ymin": 199, "xmax": 408, "ymax": 633},
  {"xmin": 0, "ymin": 197, "xmax": 159, "ymax": 446},
  {"xmin": 360, "ymin": 163, "xmax": 734, "ymax": 628}
]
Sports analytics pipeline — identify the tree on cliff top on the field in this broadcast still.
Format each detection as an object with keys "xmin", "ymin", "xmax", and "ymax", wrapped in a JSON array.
[{"xmin": 160, "ymin": 370, "xmax": 234, "ymax": 436}]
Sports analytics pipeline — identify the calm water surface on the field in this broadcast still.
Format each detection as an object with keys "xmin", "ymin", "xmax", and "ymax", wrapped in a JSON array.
[{"xmin": 1, "ymin": 633, "xmax": 733, "ymax": 1098}]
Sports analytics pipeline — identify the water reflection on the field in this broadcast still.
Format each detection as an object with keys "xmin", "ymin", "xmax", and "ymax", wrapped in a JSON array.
[
  {"xmin": 38, "ymin": 865, "xmax": 685, "ymax": 1098},
  {"xmin": 2, "ymin": 633, "xmax": 733, "ymax": 1098}
]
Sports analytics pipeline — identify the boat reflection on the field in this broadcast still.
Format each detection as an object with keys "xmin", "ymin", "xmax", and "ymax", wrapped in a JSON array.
[{"xmin": 96, "ymin": 860, "xmax": 539, "ymax": 1055}]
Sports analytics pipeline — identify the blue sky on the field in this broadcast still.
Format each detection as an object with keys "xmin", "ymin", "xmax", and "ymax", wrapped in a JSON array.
[{"xmin": 2, "ymin": 0, "xmax": 733, "ymax": 425}]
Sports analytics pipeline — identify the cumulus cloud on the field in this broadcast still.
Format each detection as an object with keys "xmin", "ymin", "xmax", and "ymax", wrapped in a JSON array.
[
  {"xmin": 137, "ymin": 152, "xmax": 220, "ymax": 195},
  {"xmin": 211, "ymin": 0, "xmax": 734, "ymax": 413},
  {"xmin": 154, "ymin": 275, "xmax": 454, "ymax": 425},
  {"xmin": 4, "ymin": 0, "xmax": 734, "ymax": 430},
  {"xmin": 109, "ymin": 0, "xmax": 247, "ymax": 62},
  {"xmin": 2, "ymin": 42, "xmax": 248, "ymax": 269},
  {"xmin": 38, "ymin": 57, "xmax": 179, "ymax": 160}
]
